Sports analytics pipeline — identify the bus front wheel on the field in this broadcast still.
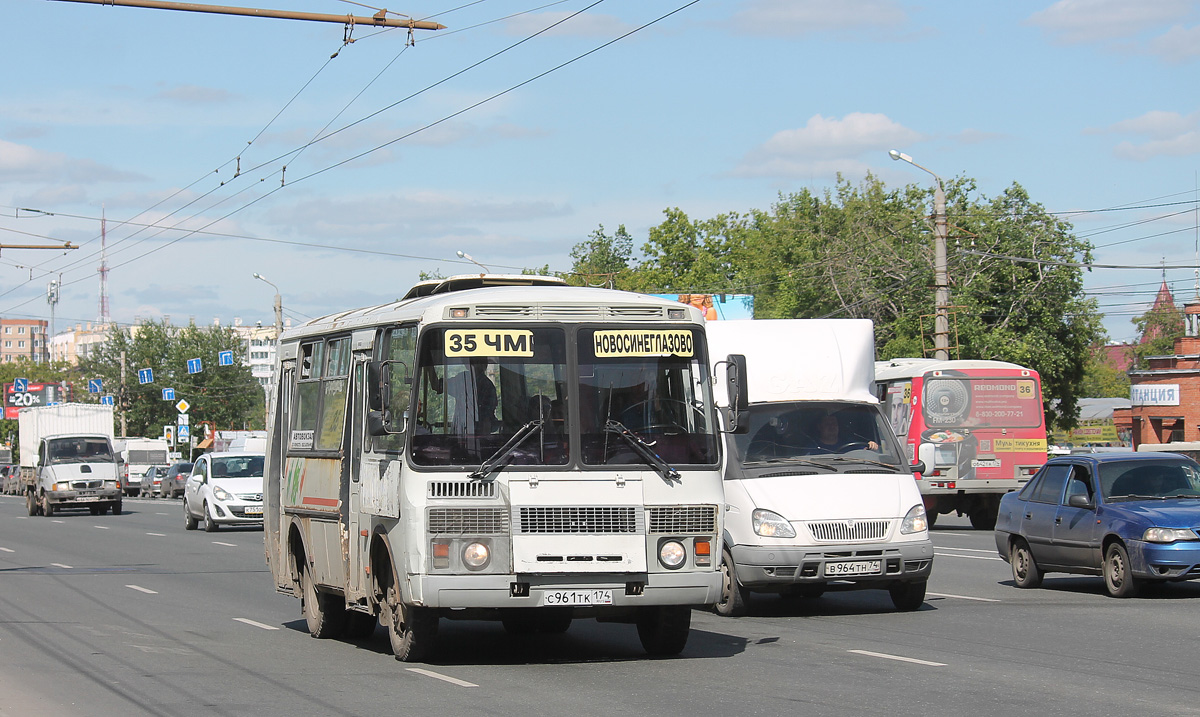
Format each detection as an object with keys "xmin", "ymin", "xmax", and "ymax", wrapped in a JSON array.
[
  {"xmin": 636, "ymin": 605, "xmax": 691, "ymax": 656},
  {"xmin": 383, "ymin": 585, "xmax": 438, "ymax": 662}
]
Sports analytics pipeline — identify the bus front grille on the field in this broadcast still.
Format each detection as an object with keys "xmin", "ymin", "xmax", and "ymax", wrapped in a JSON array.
[
  {"xmin": 428, "ymin": 481, "xmax": 497, "ymax": 499},
  {"xmin": 648, "ymin": 505, "xmax": 717, "ymax": 534},
  {"xmin": 428, "ymin": 507, "xmax": 510, "ymax": 535},
  {"xmin": 515, "ymin": 506, "xmax": 642, "ymax": 534}
]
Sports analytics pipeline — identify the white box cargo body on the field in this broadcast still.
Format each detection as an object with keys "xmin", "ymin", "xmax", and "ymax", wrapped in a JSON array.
[
  {"xmin": 18, "ymin": 403, "xmax": 122, "ymax": 517},
  {"xmin": 19, "ymin": 403, "xmax": 116, "ymax": 467},
  {"xmin": 706, "ymin": 319, "xmax": 934, "ymax": 615}
]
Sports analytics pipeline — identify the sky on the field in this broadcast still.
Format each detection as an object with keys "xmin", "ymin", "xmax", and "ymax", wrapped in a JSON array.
[{"xmin": 2, "ymin": 0, "xmax": 1199, "ymax": 345}]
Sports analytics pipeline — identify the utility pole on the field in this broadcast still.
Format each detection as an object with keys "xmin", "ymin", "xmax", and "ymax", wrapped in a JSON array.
[
  {"xmin": 119, "ymin": 351, "xmax": 128, "ymax": 438},
  {"xmin": 889, "ymin": 150, "xmax": 950, "ymax": 360},
  {"xmin": 50, "ymin": 0, "xmax": 445, "ymax": 31}
]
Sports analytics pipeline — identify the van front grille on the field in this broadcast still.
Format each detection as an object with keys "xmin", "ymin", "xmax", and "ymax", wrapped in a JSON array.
[{"xmin": 807, "ymin": 520, "xmax": 891, "ymax": 542}]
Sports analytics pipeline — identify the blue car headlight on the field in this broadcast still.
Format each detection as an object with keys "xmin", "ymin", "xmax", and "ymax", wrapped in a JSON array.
[{"xmin": 1143, "ymin": 527, "xmax": 1200, "ymax": 543}]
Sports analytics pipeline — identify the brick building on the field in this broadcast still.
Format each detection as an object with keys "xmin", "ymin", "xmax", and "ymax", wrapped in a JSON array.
[{"xmin": 1126, "ymin": 300, "xmax": 1200, "ymax": 447}]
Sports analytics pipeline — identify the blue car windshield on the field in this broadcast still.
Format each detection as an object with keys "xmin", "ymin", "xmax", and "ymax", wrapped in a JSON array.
[{"xmin": 1100, "ymin": 461, "xmax": 1200, "ymax": 501}]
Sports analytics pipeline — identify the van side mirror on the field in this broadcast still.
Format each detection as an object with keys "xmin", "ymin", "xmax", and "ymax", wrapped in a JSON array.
[
  {"xmin": 721, "ymin": 354, "xmax": 750, "ymax": 434},
  {"xmin": 917, "ymin": 443, "xmax": 936, "ymax": 474},
  {"xmin": 910, "ymin": 460, "xmax": 926, "ymax": 475}
]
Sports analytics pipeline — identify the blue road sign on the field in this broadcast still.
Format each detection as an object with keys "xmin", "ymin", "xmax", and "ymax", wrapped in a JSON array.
[
  {"xmin": 88, "ymin": 378, "xmax": 102, "ymax": 394},
  {"xmin": 162, "ymin": 388, "xmax": 175, "ymax": 401},
  {"xmin": 14, "ymin": 378, "xmax": 28, "ymax": 392},
  {"xmin": 100, "ymin": 395, "xmax": 115, "ymax": 406},
  {"xmin": 177, "ymin": 425, "xmax": 190, "ymax": 441},
  {"xmin": 218, "ymin": 350, "xmax": 234, "ymax": 366},
  {"xmin": 138, "ymin": 368, "xmax": 154, "ymax": 384},
  {"xmin": 187, "ymin": 358, "xmax": 202, "ymax": 374}
]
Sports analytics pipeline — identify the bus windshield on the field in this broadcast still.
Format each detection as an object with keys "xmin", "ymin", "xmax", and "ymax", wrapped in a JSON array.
[
  {"xmin": 578, "ymin": 327, "xmax": 718, "ymax": 466},
  {"xmin": 411, "ymin": 327, "xmax": 569, "ymax": 467}
]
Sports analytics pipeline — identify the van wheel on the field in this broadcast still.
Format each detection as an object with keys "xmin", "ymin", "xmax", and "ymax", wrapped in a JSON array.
[
  {"xmin": 636, "ymin": 606, "xmax": 691, "ymax": 656},
  {"xmin": 383, "ymin": 585, "xmax": 438, "ymax": 662},
  {"xmin": 41, "ymin": 494, "xmax": 55, "ymax": 517},
  {"xmin": 26, "ymin": 490, "xmax": 39, "ymax": 516},
  {"xmin": 301, "ymin": 562, "xmax": 346, "ymax": 638},
  {"xmin": 714, "ymin": 548, "xmax": 749, "ymax": 617},
  {"xmin": 889, "ymin": 580, "xmax": 927, "ymax": 611}
]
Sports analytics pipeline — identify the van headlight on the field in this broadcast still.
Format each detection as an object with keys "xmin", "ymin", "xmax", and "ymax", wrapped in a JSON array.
[
  {"xmin": 901, "ymin": 505, "xmax": 928, "ymax": 534},
  {"xmin": 752, "ymin": 509, "xmax": 796, "ymax": 538}
]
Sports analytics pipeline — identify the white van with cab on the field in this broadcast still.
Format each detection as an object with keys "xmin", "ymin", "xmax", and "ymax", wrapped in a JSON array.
[{"xmin": 707, "ymin": 319, "xmax": 933, "ymax": 615}]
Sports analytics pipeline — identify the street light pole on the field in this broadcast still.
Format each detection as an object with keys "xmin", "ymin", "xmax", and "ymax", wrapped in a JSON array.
[
  {"xmin": 456, "ymin": 250, "xmax": 491, "ymax": 274},
  {"xmin": 889, "ymin": 149, "xmax": 950, "ymax": 360},
  {"xmin": 252, "ymin": 273, "xmax": 283, "ymax": 339}
]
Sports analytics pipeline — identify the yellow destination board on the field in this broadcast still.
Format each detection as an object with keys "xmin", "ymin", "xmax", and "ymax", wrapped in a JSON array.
[
  {"xmin": 593, "ymin": 330, "xmax": 694, "ymax": 357},
  {"xmin": 993, "ymin": 438, "xmax": 1048, "ymax": 453},
  {"xmin": 445, "ymin": 329, "xmax": 534, "ymax": 357}
]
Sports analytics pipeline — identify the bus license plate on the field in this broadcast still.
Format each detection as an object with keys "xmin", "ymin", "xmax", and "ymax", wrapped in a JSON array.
[
  {"xmin": 541, "ymin": 589, "xmax": 613, "ymax": 606},
  {"xmin": 825, "ymin": 560, "xmax": 881, "ymax": 577},
  {"xmin": 971, "ymin": 459, "xmax": 1001, "ymax": 468}
]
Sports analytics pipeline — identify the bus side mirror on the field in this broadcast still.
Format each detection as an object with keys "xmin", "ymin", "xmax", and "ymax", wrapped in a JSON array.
[
  {"xmin": 368, "ymin": 360, "xmax": 391, "ymax": 412},
  {"xmin": 723, "ymin": 354, "xmax": 750, "ymax": 435}
]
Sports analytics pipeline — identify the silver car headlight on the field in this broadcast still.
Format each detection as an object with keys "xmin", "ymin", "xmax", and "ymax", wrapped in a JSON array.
[
  {"xmin": 752, "ymin": 509, "xmax": 796, "ymax": 538},
  {"xmin": 211, "ymin": 485, "xmax": 234, "ymax": 502},
  {"xmin": 1143, "ymin": 527, "xmax": 1199, "ymax": 543},
  {"xmin": 901, "ymin": 504, "xmax": 929, "ymax": 534}
]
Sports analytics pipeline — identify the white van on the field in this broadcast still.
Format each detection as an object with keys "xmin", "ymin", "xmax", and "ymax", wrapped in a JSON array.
[{"xmin": 707, "ymin": 319, "xmax": 933, "ymax": 615}]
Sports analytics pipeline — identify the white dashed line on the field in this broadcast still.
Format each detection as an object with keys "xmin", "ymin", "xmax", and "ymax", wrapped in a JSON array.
[
  {"xmin": 934, "ymin": 551, "xmax": 1002, "ymax": 561},
  {"xmin": 233, "ymin": 618, "xmax": 279, "ymax": 631},
  {"xmin": 927, "ymin": 591, "xmax": 1000, "ymax": 603},
  {"xmin": 848, "ymin": 650, "xmax": 946, "ymax": 667},
  {"xmin": 407, "ymin": 668, "xmax": 478, "ymax": 688},
  {"xmin": 936, "ymin": 546, "xmax": 999, "ymax": 554},
  {"xmin": 0, "ymin": 547, "xmax": 14, "ymax": 553},
  {"xmin": 146, "ymin": 533, "xmax": 166, "ymax": 537},
  {"xmin": 212, "ymin": 541, "xmax": 237, "ymax": 547},
  {"xmin": 126, "ymin": 585, "xmax": 158, "ymax": 594},
  {"xmin": 51, "ymin": 563, "xmax": 73, "ymax": 569},
  {"xmin": 94, "ymin": 525, "xmax": 110, "ymax": 530},
  {"xmin": 53, "ymin": 520, "xmax": 64, "ymax": 524}
]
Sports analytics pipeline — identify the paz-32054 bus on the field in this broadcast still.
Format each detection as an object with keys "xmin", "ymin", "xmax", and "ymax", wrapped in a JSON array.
[{"xmin": 263, "ymin": 275, "xmax": 734, "ymax": 661}]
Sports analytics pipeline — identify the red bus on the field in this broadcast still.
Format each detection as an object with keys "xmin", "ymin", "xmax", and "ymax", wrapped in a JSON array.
[{"xmin": 874, "ymin": 359, "xmax": 1047, "ymax": 529}]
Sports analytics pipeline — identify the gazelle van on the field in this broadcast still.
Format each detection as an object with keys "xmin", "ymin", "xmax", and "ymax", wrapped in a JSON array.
[{"xmin": 707, "ymin": 319, "xmax": 933, "ymax": 615}]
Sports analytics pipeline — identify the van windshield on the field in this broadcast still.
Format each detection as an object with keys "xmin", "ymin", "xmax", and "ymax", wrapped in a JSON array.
[
  {"xmin": 733, "ymin": 401, "xmax": 907, "ymax": 470},
  {"xmin": 47, "ymin": 437, "xmax": 114, "ymax": 464}
]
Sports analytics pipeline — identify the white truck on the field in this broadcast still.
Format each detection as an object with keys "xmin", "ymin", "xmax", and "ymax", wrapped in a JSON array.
[
  {"xmin": 19, "ymin": 403, "xmax": 123, "ymax": 516},
  {"xmin": 114, "ymin": 437, "xmax": 172, "ymax": 497},
  {"xmin": 707, "ymin": 319, "xmax": 934, "ymax": 615}
]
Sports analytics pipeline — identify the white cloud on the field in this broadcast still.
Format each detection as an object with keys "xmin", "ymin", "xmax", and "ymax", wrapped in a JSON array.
[
  {"xmin": 1026, "ymin": 0, "xmax": 1191, "ymax": 43},
  {"xmin": 503, "ymin": 12, "xmax": 635, "ymax": 38},
  {"xmin": 734, "ymin": 112, "xmax": 922, "ymax": 178},
  {"xmin": 732, "ymin": 0, "xmax": 908, "ymax": 37},
  {"xmin": 0, "ymin": 139, "xmax": 144, "ymax": 184},
  {"xmin": 1114, "ymin": 131, "xmax": 1200, "ymax": 161},
  {"xmin": 1148, "ymin": 24, "xmax": 1200, "ymax": 63},
  {"xmin": 1091, "ymin": 110, "xmax": 1200, "ymax": 160}
]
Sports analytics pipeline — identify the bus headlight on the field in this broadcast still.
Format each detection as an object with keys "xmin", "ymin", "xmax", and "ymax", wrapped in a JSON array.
[
  {"xmin": 462, "ymin": 542, "xmax": 491, "ymax": 570},
  {"xmin": 659, "ymin": 540, "xmax": 686, "ymax": 569},
  {"xmin": 901, "ymin": 505, "xmax": 928, "ymax": 534}
]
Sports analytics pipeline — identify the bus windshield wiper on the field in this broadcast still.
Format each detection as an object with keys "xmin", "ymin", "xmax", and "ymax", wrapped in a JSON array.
[
  {"xmin": 605, "ymin": 420, "xmax": 681, "ymax": 483},
  {"xmin": 468, "ymin": 420, "xmax": 542, "ymax": 481}
]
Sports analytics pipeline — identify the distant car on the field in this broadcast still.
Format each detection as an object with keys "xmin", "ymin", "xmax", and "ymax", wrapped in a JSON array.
[
  {"xmin": 161, "ymin": 462, "xmax": 194, "ymax": 499},
  {"xmin": 996, "ymin": 452, "xmax": 1200, "ymax": 597},
  {"xmin": 139, "ymin": 465, "xmax": 170, "ymax": 498},
  {"xmin": 183, "ymin": 452, "xmax": 264, "ymax": 532},
  {"xmin": 1, "ymin": 465, "xmax": 21, "ymax": 495}
]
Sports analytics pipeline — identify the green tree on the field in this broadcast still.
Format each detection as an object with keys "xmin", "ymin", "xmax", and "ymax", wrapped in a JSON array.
[
  {"xmin": 567, "ymin": 224, "xmax": 636, "ymax": 288},
  {"xmin": 1130, "ymin": 298, "xmax": 1184, "ymax": 368},
  {"xmin": 1079, "ymin": 344, "xmax": 1132, "ymax": 398},
  {"xmin": 79, "ymin": 321, "xmax": 260, "ymax": 439},
  {"xmin": 0, "ymin": 358, "xmax": 80, "ymax": 463}
]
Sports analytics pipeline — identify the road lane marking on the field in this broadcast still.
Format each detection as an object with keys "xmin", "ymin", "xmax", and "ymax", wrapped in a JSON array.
[
  {"xmin": 407, "ymin": 668, "xmax": 478, "ymax": 688},
  {"xmin": 212, "ymin": 541, "xmax": 237, "ymax": 547},
  {"xmin": 233, "ymin": 618, "xmax": 279, "ymax": 631},
  {"xmin": 126, "ymin": 585, "xmax": 158, "ymax": 594},
  {"xmin": 53, "ymin": 520, "xmax": 64, "ymax": 524},
  {"xmin": 928, "ymin": 591, "xmax": 1000, "ymax": 602},
  {"xmin": 848, "ymin": 650, "xmax": 946, "ymax": 667},
  {"xmin": 51, "ymin": 563, "xmax": 73, "ymax": 569},
  {"xmin": 934, "ymin": 532, "xmax": 971, "ymax": 537},
  {"xmin": 0, "ymin": 547, "xmax": 14, "ymax": 553},
  {"xmin": 94, "ymin": 525, "xmax": 110, "ymax": 530},
  {"xmin": 934, "ymin": 551, "xmax": 1002, "ymax": 561},
  {"xmin": 936, "ymin": 546, "xmax": 999, "ymax": 554},
  {"xmin": 146, "ymin": 533, "xmax": 166, "ymax": 537}
]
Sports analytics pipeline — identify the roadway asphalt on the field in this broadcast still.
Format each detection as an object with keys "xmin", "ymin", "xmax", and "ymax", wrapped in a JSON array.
[{"xmin": 3, "ymin": 495, "xmax": 1200, "ymax": 717}]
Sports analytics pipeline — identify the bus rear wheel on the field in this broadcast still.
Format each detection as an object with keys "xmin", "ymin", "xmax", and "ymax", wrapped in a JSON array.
[{"xmin": 301, "ymin": 562, "xmax": 346, "ymax": 639}]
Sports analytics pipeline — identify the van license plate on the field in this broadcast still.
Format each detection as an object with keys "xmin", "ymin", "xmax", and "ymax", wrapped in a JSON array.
[
  {"xmin": 825, "ymin": 560, "xmax": 881, "ymax": 577},
  {"xmin": 541, "ymin": 589, "xmax": 613, "ymax": 606},
  {"xmin": 76, "ymin": 496, "xmax": 102, "ymax": 503}
]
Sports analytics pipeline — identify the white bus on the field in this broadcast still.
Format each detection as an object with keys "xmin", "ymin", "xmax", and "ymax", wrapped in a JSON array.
[{"xmin": 263, "ymin": 275, "xmax": 733, "ymax": 661}]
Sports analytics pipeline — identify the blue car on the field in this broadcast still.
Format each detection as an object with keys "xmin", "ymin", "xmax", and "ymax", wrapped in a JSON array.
[{"xmin": 995, "ymin": 452, "xmax": 1200, "ymax": 597}]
